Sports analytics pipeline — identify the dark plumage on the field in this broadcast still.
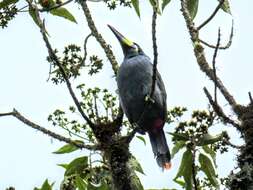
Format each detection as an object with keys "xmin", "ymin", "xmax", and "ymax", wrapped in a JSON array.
[{"xmin": 108, "ymin": 25, "xmax": 171, "ymax": 169}]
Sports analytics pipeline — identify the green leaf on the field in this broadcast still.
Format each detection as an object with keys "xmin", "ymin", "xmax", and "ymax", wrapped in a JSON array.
[
  {"xmin": 136, "ymin": 135, "xmax": 146, "ymax": 145},
  {"xmin": 197, "ymin": 132, "xmax": 224, "ymax": 146},
  {"xmin": 34, "ymin": 179, "xmax": 53, "ymax": 190},
  {"xmin": 173, "ymin": 178, "xmax": 185, "ymax": 187},
  {"xmin": 65, "ymin": 156, "xmax": 88, "ymax": 176},
  {"xmin": 131, "ymin": 173, "xmax": 144, "ymax": 190},
  {"xmin": 162, "ymin": 0, "xmax": 171, "ymax": 11},
  {"xmin": 29, "ymin": 6, "xmax": 40, "ymax": 28},
  {"xmin": 202, "ymin": 145, "xmax": 216, "ymax": 166},
  {"xmin": 171, "ymin": 141, "xmax": 185, "ymax": 158},
  {"xmin": 75, "ymin": 175, "xmax": 87, "ymax": 190},
  {"xmin": 131, "ymin": 0, "xmax": 140, "ymax": 17},
  {"xmin": 168, "ymin": 132, "xmax": 189, "ymax": 141},
  {"xmin": 41, "ymin": 179, "xmax": 53, "ymax": 190},
  {"xmin": 218, "ymin": 0, "xmax": 231, "ymax": 14},
  {"xmin": 50, "ymin": 7, "xmax": 77, "ymax": 23},
  {"xmin": 0, "ymin": 0, "xmax": 18, "ymax": 8},
  {"xmin": 149, "ymin": 0, "xmax": 156, "ymax": 7},
  {"xmin": 199, "ymin": 153, "xmax": 219, "ymax": 188},
  {"xmin": 174, "ymin": 149, "xmax": 193, "ymax": 190},
  {"xmin": 148, "ymin": 0, "xmax": 161, "ymax": 14},
  {"xmin": 129, "ymin": 156, "xmax": 145, "ymax": 175},
  {"xmin": 53, "ymin": 141, "xmax": 82, "ymax": 154},
  {"xmin": 57, "ymin": 163, "xmax": 69, "ymax": 169},
  {"xmin": 187, "ymin": 0, "xmax": 199, "ymax": 20}
]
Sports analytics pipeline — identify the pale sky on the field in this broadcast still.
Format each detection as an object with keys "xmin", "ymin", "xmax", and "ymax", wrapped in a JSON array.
[{"xmin": 0, "ymin": 1, "xmax": 252, "ymax": 189}]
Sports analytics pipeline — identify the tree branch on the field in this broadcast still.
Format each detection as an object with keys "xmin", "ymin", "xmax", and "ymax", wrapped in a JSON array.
[
  {"xmin": 197, "ymin": 0, "xmax": 225, "ymax": 30},
  {"xmin": 203, "ymin": 87, "xmax": 240, "ymax": 130},
  {"xmin": 0, "ymin": 109, "xmax": 99, "ymax": 150},
  {"xmin": 81, "ymin": 33, "xmax": 92, "ymax": 66},
  {"xmin": 150, "ymin": 9, "xmax": 158, "ymax": 98},
  {"xmin": 26, "ymin": 0, "xmax": 95, "ymax": 130},
  {"xmin": 79, "ymin": 0, "xmax": 119, "ymax": 75},
  {"xmin": 212, "ymin": 28, "xmax": 221, "ymax": 103},
  {"xmin": 180, "ymin": 0, "xmax": 238, "ymax": 112}
]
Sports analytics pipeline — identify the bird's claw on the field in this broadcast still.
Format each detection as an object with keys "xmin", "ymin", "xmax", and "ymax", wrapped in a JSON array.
[
  {"xmin": 144, "ymin": 94, "xmax": 155, "ymax": 104},
  {"xmin": 132, "ymin": 123, "xmax": 145, "ymax": 134}
]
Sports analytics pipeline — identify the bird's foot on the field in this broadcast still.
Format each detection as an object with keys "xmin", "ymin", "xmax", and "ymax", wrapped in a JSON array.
[
  {"xmin": 144, "ymin": 94, "xmax": 155, "ymax": 104},
  {"xmin": 132, "ymin": 123, "xmax": 145, "ymax": 134}
]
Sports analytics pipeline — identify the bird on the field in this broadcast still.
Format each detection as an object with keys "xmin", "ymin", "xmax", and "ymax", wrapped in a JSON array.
[{"xmin": 108, "ymin": 25, "xmax": 171, "ymax": 170}]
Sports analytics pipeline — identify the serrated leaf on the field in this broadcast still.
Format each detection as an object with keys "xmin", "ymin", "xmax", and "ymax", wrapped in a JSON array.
[
  {"xmin": 168, "ymin": 132, "xmax": 189, "ymax": 141},
  {"xmin": 53, "ymin": 141, "xmax": 82, "ymax": 154},
  {"xmin": 29, "ymin": 6, "xmax": 40, "ymax": 28},
  {"xmin": 187, "ymin": 0, "xmax": 199, "ymax": 20},
  {"xmin": 65, "ymin": 156, "xmax": 88, "ymax": 176},
  {"xmin": 197, "ymin": 132, "xmax": 224, "ymax": 146},
  {"xmin": 171, "ymin": 141, "xmax": 185, "ymax": 158},
  {"xmin": 75, "ymin": 175, "xmax": 87, "ymax": 190},
  {"xmin": 129, "ymin": 156, "xmax": 145, "ymax": 175},
  {"xmin": 50, "ymin": 7, "xmax": 77, "ymax": 23},
  {"xmin": 218, "ymin": 0, "xmax": 231, "ymax": 14},
  {"xmin": 199, "ymin": 153, "xmax": 219, "ymax": 188},
  {"xmin": 174, "ymin": 149, "xmax": 193, "ymax": 190},
  {"xmin": 131, "ymin": 0, "xmax": 140, "ymax": 17},
  {"xmin": 162, "ymin": 0, "xmax": 171, "ymax": 11},
  {"xmin": 136, "ymin": 135, "xmax": 146, "ymax": 145},
  {"xmin": 0, "ymin": 0, "xmax": 18, "ymax": 9}
]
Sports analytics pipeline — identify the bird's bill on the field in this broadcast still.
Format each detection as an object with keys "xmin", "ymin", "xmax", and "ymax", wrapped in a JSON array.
[{"xmin": 107, "ymin": 24, "xmax": 135, "ymax": 48}]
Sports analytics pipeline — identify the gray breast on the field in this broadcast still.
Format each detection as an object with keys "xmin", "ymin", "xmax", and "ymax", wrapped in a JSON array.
[{"xmin": 117, "ymin": 55, "xmax": 154, "ymax": 123}]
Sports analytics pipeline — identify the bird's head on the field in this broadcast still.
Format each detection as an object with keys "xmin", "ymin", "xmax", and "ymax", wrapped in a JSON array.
[{"xmin": 108, "ymin": 24, "xmax": 143, "ymax": 58}]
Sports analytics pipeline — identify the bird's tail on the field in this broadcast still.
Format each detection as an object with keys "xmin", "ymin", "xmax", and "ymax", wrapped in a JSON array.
[{"xmin": 148, "ymin": 129, "xmax": 171, "ymax": 170}]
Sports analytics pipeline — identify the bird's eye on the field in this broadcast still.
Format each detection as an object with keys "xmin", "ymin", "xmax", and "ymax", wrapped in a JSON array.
[{"xmin": 132, "ymin": 44, "xmax": 138, "ymax": 51}]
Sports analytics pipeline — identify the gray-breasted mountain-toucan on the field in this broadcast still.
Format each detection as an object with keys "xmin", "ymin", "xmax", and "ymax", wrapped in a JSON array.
[{"xmin": 108, "ymin": 25, "xmax": 171, "ymax": 170}]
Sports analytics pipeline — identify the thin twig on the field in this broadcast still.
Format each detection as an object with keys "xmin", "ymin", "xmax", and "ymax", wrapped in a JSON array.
[
  {"xmin": 199, "ymin": 20, "xmax": 234, "ymax": 50},
  {"xmin": 224, "ymin": 139, "xmax": 242, "ymax": 149},
  {"xmin": 81, "ymin": 33, "xmax": 92, "ymax": 66},
  {"xmin": 212, "ymin": 28, "xmax": 221, "ymax": 103},
  {"xmin": 203, "ymin": 87, "xmax": 241, "ymax": 130},
  {"xmin": 197, "ymin": 0, "xmax": 225, "ymax": 30},
  {"xmin": 93, "ymin": 95, "xmax": 100, "ymax": 123},
  {"xmin": 248, "ymin": 92, "xmax": 253, "ymax": 104},
  {"xmin": 79, "ymin": 0, "xmax": 119, "ymax": 75},
  {"xmin": 46, "ymin": 61, "xmax": 53, "ymax": 82},
  {"xmin": 150, "ymin": 9, "xmax": 158, "ymax": 98},
  {"xmin": 0, "ymin": 109, "xmax": 99, "ymax": 150},
  {"xmin": 26, "ymin": 0, "xmax": 95, "ymax": 130}
]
